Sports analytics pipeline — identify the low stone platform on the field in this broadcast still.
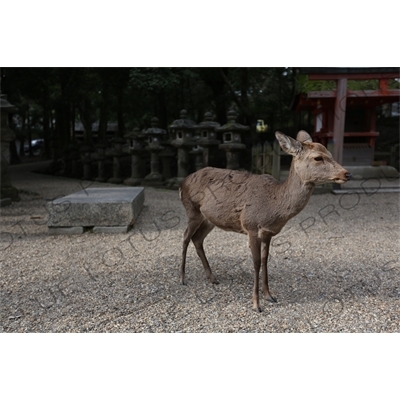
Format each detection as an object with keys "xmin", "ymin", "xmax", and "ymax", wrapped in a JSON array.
[
  {"xmin": 344, "ymin": 165, "xmax": 399, "ymax": 180},
  {"xmin": 0, "ymin": 198, "xmax": 12, "ymax": 208},
  {"xmin": 47, "ymin": 187, "xmax": 144, "ymax": 234}
]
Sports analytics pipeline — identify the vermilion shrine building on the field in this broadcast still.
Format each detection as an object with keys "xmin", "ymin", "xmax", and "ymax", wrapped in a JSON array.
[{"xmin": 292, "ymin": 68, "xmax": 400, "ymax": 167}]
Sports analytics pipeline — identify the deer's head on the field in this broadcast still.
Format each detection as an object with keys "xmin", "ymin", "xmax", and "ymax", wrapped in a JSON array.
[{"xmin": 276, "ymin": 131, "xmax": 351, "ymax": 185}]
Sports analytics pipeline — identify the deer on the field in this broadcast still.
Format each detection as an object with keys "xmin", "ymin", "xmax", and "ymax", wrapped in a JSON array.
[{"xmin": 179, "ymin": 130, "xmax": 351, "ymax": 312}]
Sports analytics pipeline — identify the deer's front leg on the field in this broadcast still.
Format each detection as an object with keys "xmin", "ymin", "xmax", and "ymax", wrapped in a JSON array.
[
  {"xmin": 248, "ymin": 234, "xmax": 262, "ymax": 312},
  {"xmin": 261, "ymin": 237, "xmax": 277, "ymax": 303}
]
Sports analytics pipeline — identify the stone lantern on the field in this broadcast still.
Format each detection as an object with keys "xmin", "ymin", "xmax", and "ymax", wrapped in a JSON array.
[
  {"xmin": 79, "ymin": 144, "xmax": 94, "ymax": 181},
  {"xmin": 107, "ymin": 135, "xmax": 126, "ymax": 184},
  {"xmin": 169, "ymin": 109, "xmax": 197, "ymax": 187},
  {"xmin": 0, "ymin": 94, "xmax": 20, "ymax": 202},
  {"xmin": 195, "ymin": 111, "xmax": 220, "ymax": 167},
  {"xmin": 124, "ymin": 127, "xmax": 146, "ymax": 186},
  {"xmin": 216, "ymin": 109, "xmax": 249, "ymax": 170},
  {"xmin": 143, "ymin": 117, "xmax": 166, "ymax": 186}
]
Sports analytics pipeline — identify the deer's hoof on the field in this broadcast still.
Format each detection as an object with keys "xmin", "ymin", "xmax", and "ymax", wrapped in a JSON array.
[
  {"xmin": 253, "ymin": 306, "xmax": 262, "ymax": 313},
  {"xmin": 209, "ymin": 276, "xmax": 219, "ymax": 284},
  {"xmin": 266, "ymin": 295, "xmax": 277, "ymax": 303}
]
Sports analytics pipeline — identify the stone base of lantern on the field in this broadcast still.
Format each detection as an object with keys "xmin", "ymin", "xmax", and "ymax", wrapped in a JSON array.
[
  {"xmin": 165, "ymin": 176, "xmax": 185, "ymax": 190},
  {"xmin": 142, "ymin": 172, "xmax": 165, "ymax": 188},
  {"xmin": 107, "ymin": 153, "xmax": 124, "ymax": 184},
  {"xmin": 94, "ymin": 176, "xmax": 107, "ymax": 183},
  {"xmin": 0, "ymin": 198, "xmax": 12, "ymax": 208},
  {"xmin": 1, "ymin": 151, "xmax": 20, "ymax": 201},
  {"xmin": 123, "ymin": 177, "xmax": 142, "ymax": 186},
  {"xmin": 82, "ymin": 163, "xmax": 92, "ymax": 181},
  {"xmin": 93, "ymin": 156, "xmax": 107, "ymax": 182},
  {"xmin": 1, "ymin": 186, "xmax": 20, "ymax": 202},
  {"xmin": 108, "ymin": 177, "xmax": 124, "ymax": 184}
]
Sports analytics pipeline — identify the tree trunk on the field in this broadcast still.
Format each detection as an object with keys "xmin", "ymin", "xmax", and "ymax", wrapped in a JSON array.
[
  {"xmin": 117, "ymin": 90, "xmax": 125, "ymax": 138},
  {"xmin": 240, "ymin": 67, "xmax": 250, "ymax": 124},
  {"xmin": 9, "ymin": 141, "xmax": 20, "ymax": 164},
  {"xmin": 20, "ymin": 108, "xmax": 26, "ymax": 156},
  {"xmin": 78, "ymin": 98, "xmax": 93, "ymax": 146},
  {"xmin": 42, "ymin": 94, "xmax": 51, "ymax": 159},
  {"xmin": 19, "ymin": 138, "xmax": 24, "ymax": 157},
  {"xmin": 27, "ymin": 111, "xmax": 33, "ymax": 156},
  {"xmin": 199, "ymin": 68, "xmax": 228, "ymax": 125},
  {"xmin": 155, "ymin": 90, "xmax": 168, "ymax": 130},
  {"xmin": 220, "ymin": 68, "xmax": 256, "ymax": 131},
  {"xmin": 98, "ymin": 79, "xmax": 109, "ymax": 144}
]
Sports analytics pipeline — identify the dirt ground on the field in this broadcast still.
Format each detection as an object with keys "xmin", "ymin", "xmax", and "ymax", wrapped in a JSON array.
[{"xmin": 1, "ymin": 162, "xmax": 399, "ymax": 332}]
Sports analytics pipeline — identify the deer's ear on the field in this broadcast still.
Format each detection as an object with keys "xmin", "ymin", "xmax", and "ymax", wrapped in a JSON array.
[
  {"xmin": 296, "ymin": 130, "xmax": 312, "ymax": 143},
  {"xmin": 275, "ymin": 131, "xmax": 303, "ymax": 156}
]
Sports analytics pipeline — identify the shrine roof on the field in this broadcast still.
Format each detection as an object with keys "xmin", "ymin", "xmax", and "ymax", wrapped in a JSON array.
[
  {"xmin": 299, "ymin": 67, "xmax": 399, "ymax": 75},
  {"xmin": 292, "ymin": 91, "xmax": 400, "ymax": 112}
]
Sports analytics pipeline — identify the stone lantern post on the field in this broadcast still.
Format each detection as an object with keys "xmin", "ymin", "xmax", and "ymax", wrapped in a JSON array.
[
  {"xmin": 189, "ymin": 145, "xmax": 204, "ymax": 171},
  {"xmin": 124, "ymin": 127, "xmax": 146, "ymax": 186},
  {"xmin": 69, "ymin": 141, "xmax": 80, "ymax": 178},
  {"xmin": 79, "ymin": 144, "xmax": 94, "ymax": 181},
  {"xmin": 0, "ymin": 94, "xmax": 20, "ymax": 202},
  {"xmin": 63, "ymin": 143, "xmax": 74, "ymax": 177},
  {"xmin": 195, "ymin": 111, "xmax": 220, "ymax": 167},
  {"xmin": 169, "ymin": 109, "xmax": 197, "ymax": 187},
  {"xmin": 108, "ymin": 135, "xmax": 125, "ymax": 184},
  {"xmin": 143, "ymin": 117, "xmax": 166, "ymax": 186},
  {"xmin": 159, "ymin": 129, "xmax": 176, "ymax": 181},
  {"xmin": 94, "ymin": 141, "xmax": 107, "ymax": 182},
  {"xmin": 216, "ymin": 109, "xmax": 249, "ymax": 170}
]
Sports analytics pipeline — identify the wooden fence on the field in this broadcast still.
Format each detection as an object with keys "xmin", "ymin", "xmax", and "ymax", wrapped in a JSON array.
[{"xmin": 251, "ymin": 140, "xmax": 287, "ymax": 180}]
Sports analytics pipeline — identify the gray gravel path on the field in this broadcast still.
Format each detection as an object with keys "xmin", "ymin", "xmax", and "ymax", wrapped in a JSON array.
[{"xmin": 1, "ymin": 162, "xmax": 399, "ymax": 332}]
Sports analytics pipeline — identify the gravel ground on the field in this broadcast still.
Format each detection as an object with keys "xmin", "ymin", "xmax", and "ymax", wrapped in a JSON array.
[{"xmin": 1, "ymin": 162, "xmax": 399, "ymax": 332}]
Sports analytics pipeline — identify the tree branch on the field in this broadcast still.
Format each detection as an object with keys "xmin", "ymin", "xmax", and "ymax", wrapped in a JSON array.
[{"xmin": 219, "ymin": 68, "xmax": 254, "ymax": 121}]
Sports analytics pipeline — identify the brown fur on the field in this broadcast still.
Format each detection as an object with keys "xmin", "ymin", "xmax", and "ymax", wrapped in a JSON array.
[{"xmin": 179, "ymin": 131, "xmax": 350, "ymax": 311}]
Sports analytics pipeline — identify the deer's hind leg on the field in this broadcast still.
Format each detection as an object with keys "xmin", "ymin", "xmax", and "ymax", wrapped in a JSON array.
[
  {"xmin": 191, "ymin": 219, "xmax": 217, "ymax": 284},
  {"xmin": 180, "ymin": 213, "xmax": 205, "ymax": 285}
]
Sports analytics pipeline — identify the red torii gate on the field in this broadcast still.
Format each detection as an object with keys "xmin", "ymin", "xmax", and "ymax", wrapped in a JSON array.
[{"xmin": 293, "ymin": 68, "xmax": 400, "ymax": 166}]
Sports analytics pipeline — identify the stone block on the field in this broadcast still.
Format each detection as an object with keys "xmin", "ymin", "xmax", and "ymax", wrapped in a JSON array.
[
  {"xmin": 344, "ymin": 165, "xmax": 399, "ymax": 180},
  {"xmin": 47, "ymin": 187, "xmax": 144, "ymax": 231},
  {"xmin": 0, "ymin": 198, "xmax": 12, "ymax": 208},
  {"xmin": 48, "ymin": 227, "xmax": 84, "ymax": 235},
  {"xmin": 92, "ymin": 226, "xmax": 132, "ymax": 234}
]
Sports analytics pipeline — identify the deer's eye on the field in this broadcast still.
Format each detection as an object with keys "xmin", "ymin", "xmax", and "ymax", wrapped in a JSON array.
[{"xmin": 314, "ymin": 156, "xmax": 323, "ymax": 162}]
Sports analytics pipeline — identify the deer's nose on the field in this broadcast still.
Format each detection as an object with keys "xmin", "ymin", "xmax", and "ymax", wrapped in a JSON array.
[{"xmin": 345, "ymin": 172, "xmax": 352, "ymax": 181}]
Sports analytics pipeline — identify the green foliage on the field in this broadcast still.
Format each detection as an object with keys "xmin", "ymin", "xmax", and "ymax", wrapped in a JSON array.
[
  {"xmin": 129, "ymin": 68, "xmax": 185, "ymax": 92},
  {"xmin": 389, "ymin": 78, "xmax": 400, "ymax": 89},
  {"xmin": 295, "ymin": 75, "xmax": 337, "ymax": 92}
]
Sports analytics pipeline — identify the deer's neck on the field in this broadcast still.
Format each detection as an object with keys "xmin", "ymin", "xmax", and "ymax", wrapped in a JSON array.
[{"xmin": 279, "ymin": 162, "xmax": 315, "ymax": 218}]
